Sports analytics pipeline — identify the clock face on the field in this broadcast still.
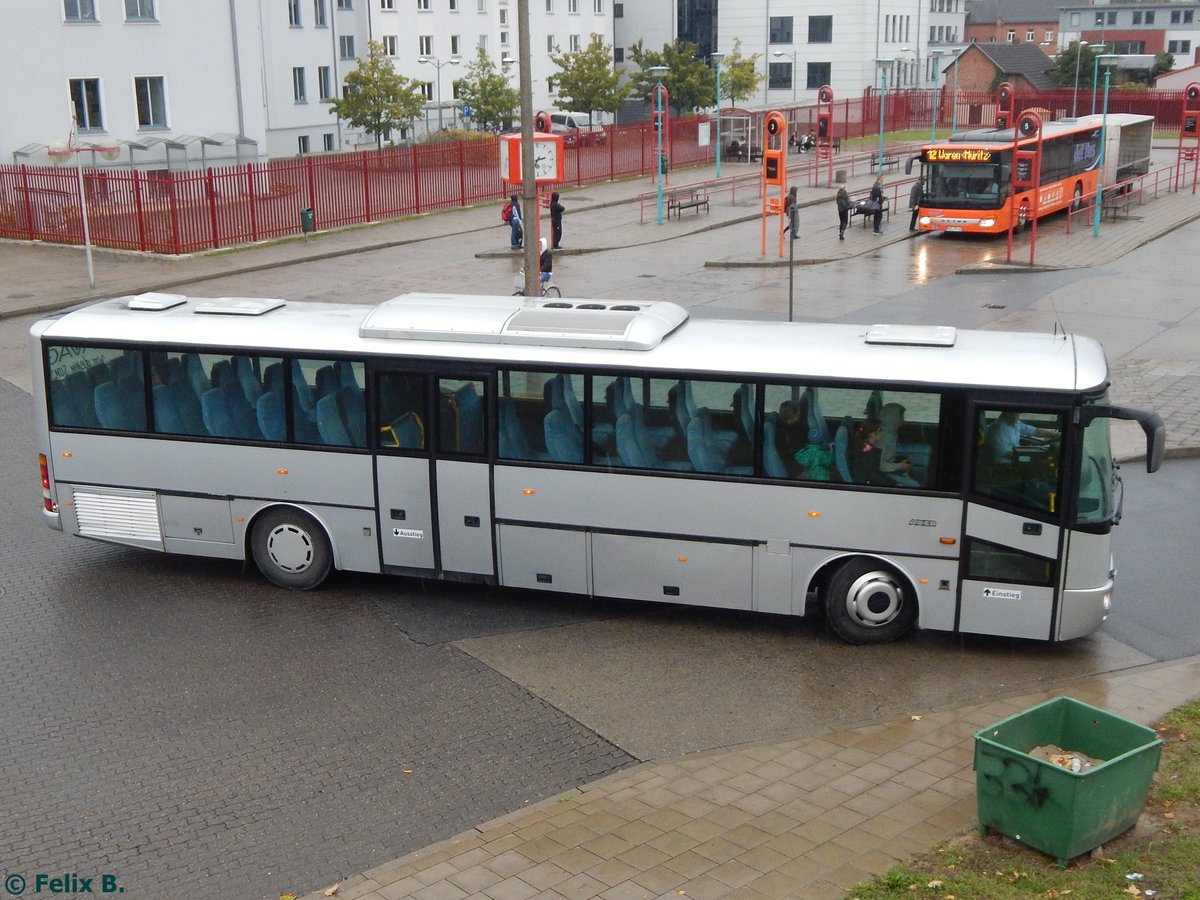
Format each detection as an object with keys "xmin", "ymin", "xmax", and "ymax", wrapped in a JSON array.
[{"xmin": 533, "ymin": 141, "xmax": 558, "ymax": 181}]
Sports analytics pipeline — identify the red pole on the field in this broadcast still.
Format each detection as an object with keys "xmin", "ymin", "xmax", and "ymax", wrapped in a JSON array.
[
  {"xmin": 19, "ymin": 165, "xmax": 35, "ymax": 242},
  {"xmin": 206, "ymin": 168, "xmax": 219, "ymax": 249},
  {"xmin": 246, "ymin": 164, "xmax": 258, "ymax": 243},
  {"xmin": 133, "ymin": 169, "xmax": 146, "ymax": 251}
]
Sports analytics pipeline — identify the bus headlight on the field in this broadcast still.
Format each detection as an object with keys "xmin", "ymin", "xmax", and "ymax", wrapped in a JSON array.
[
  {"xmin": 918, "ymin": 215, "xmax": 932, "ymax": 226},
  {"xmin": 979, "ymin": 218, "xmax": 996, "ymax": 228}
]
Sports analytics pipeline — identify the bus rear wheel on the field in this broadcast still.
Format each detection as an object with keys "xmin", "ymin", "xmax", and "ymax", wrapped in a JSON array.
[
  {"xmin": 251, "ymin": 507, "xmax": 332, "ymax": 590},
  {"xmin": 825, "ymin": 558, "xmax": 916, "ymax": 644}
]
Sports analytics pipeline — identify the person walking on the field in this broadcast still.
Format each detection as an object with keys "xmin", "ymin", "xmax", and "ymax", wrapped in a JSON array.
[
  {"xmin": 507, "ymin": 193, "xmax": 523, "ymax": 250},
  {"xmin": 782, "ymin": 186, "xmax": 798, "ymax": 217},
  {"xmin": 835, "ymin": 186, "xmax": 851, "ymax": 240},
  {"xmin": 870, "ymin": 175, "xmax": 885, "ymax": 235},
  {"xmin": 538, "ymin": 238, "xmax": 553, "ymax": 287},
  {"xmin": 909, "ymin": 180, "xmax": 924, "ymax": 232},
  {"xmin": 549, "ymin": 191, "xmax": 565, "ymax": 249}
]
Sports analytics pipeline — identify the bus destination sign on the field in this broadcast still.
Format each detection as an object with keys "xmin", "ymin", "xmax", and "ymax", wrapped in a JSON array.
[{"xmin": 923, "ymin": 148, "xmax": 994, "ymax": 163}]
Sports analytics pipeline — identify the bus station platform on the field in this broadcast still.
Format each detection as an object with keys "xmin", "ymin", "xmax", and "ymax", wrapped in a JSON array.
[{"xmin": 5, "ymin": 148, "xmax": 1200, "ymax": 900}]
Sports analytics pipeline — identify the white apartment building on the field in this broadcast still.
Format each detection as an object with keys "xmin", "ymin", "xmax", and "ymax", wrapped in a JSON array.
[
  {"xmin": 1, "ymin": 0, "xmax": 612, "ymax": 169},
  {"xmin": 614, "ymin": 0, "xmax": 966, "ymax": 108}
]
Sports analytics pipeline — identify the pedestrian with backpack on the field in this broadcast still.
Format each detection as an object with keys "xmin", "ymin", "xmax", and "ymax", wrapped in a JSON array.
[
  {"xmin": 835, "ymin": 186, "xmax": 851, "ymax": 240},
  {"xmin": 503, "ymin": 193, "xmax": 522, "ymax": 249}
]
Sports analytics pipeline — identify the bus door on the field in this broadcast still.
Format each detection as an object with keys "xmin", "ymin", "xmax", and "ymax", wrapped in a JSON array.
[
  {"xmin": 373, "ymin": 371, "xmax": 494, "ymax": 578},
  {"xmin": 960, "ymin": 404, "xmax": 1067, "ymax": 640}
]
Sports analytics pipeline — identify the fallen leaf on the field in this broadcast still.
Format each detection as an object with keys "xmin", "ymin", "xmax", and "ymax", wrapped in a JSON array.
[
  {"xmin": 280, "ymin": 894, "xmax": 297, "ymax": 900},
  {"xmin": 911, "ymin": 715, "xmax": 923, "ymax": 721},
  {"xmin": 1179, "ymin": 733, "xmax": 1188, "ymax": 742},
  {"xmin": 403, "ymin": 769, "xmax": 413, "ymax": 774},
  {"xmin": 324, "ymin": 884, "xmax": 341, "ymax": 897},
  {"xmin": 1124, "ymin": 886, "xmax": 1142, "ymax": 896},
  {"xmin": 927, "ymin": 880, "xmax": 943, "ymax": 889},
  {"xmin": 1164, "ymin": 811, "xmax": 1177, "ymax": 819}
]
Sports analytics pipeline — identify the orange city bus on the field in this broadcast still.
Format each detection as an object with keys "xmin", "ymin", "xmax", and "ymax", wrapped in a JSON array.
[{"xmin": 911, "ymin": 113, "xmax": 1153, "ymax": 235}]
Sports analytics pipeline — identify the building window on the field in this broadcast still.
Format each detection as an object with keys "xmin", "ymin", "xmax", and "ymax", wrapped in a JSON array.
[
  {"xmin": 1025, "ymin": 29, "xmax": 1034, "ymax": 42},
  {"xmin": 135, "ymin": 75, "xmax": 167, "ymax": 127},
  {"xmin": 419, "ymin": 34, "xmax": 433, "ymax": 54},
  {"xmin": 124, "ymin": 0, "xmax": 155, "ymax": 20},
  {"xmin": 1044, "ymin": 29, "xmax": 1054, "ymax": 43},
  {"xmin": 477, "ymin": 0, "xmax": 485, "ymax": 10},
  {"xmin": 767, "ymin": 62, "xmax": 791, "ymax": 90},
  {"xmin": 289, "ymin": 0, "xmax": 302, "ymax": 25},
  {"xmin": 381, "ymin": 0, "xmax": 394, "ymax": 7},
  {"xmin": 614, "ymin": 2, "xmax": 622, "ymax": 16},
  {"xmin": 1006, "ymin": 30, "xmax": 1014, "ymax": 43},
  {"xmin": 500, "ymin": 30, "xmax": 509, "ymax": 45},
  {"xmin": 1171, "ymin": 10, "xmax": 1194, "ymax": 24},
  {"xmin": 323, "ymin": 133, "xmax": 335, "ymax": 150},
  {"xmin": 450, "ymin": 34, "xmax": 460, "ymax": 54},
  {"xmin": 545, "ymin": 0, "xmax": 553, "ymax": 9},
  {"xmin": 292, "ymin": 67, "xmax": 307, "ymax": 102},
  {"xmin": 339, "ymin": 34, "xmax": 355, "ymax": 58},
  {"xmin": 568, "ymin": 0, "xmax": 578, "ymax": 12},
  {"xmin": 613, "ymin": 46, "xmax": 623, "ymax": 62},
  {"xmin": 69, "ymin": 78, "xmax": 103, "ymax": 130},
  {"xmin": 64, "ymin": 0, "xmax": 97, "ymax": 22},
  {"xmin": 298, "ymin": 135, "xmax": 310, "ymax": 154},
  {"xmin": 806, "ymin": 61, "xmax": 831, "ymax": 90},
  {"xmin": 420, "ymin": 82, "xmax": 433, "ymax": 100},
  {"xmin": 593, "ymin": 0, "xmax": 602, "ymax": 12},
  {"xmin": 1169, "ymin": 40, "xmax": 1192, "ymax": 54},
  {"xmin": 1132, "ymin": 11, "xmax": 1154, "ymax": 25},
  {"xmin": 1096, "ymin": 11, "xmax": 1116, "ymax": 26},
  {"xmin": 319, "ymin": 66, "xmax": 333, "ymax": 99},
  {"xmin": 498, "ymin": 7, "xmax": 507, "ymax": 23},
  {"xmin": 449, "ymin": 0, "xmax": 458, "ymax": 9},
  {"xmin": 338, "ymin": 0, "xmax": 352, "ymax": 9},
  {"xmin": 477, "ymin": 33, "xmax": 487, "ymax": 50},
  {"xmin": 383, "ymin": 35, "xmax": 398, "ymax": 55},
  {"xmin": 417, "ymin": 0, "xmax": 430, "ymax": 8},
  {"xmin": 808, "ymin": 15, "xmax": 831, "ymax": 43},
  {"xmin": 769, "ymin": 16, "xmax": 793, "ymax": 44},
  {"xmin": 547, "ymin": 33, "xmax": 555, "ymax": 51},
  {"xmin": 314, "ymin": 0, "xmax": 327, "ymax": 25},
  {"xmin": 569, "ymin": 33, "xmax": 580, "ymax": 51},
  {"xmin": 547, "ymin": 76, "xmax": 556, "ymax": 94}
]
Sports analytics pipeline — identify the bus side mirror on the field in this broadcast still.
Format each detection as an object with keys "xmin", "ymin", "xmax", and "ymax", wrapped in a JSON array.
[{"xmin": 1081, "ymin": 405, "xmax": 1166, "ymax": 473}]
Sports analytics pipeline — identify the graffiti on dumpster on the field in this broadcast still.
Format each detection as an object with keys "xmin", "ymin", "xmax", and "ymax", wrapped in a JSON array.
[{"xmin": 977, "ymin": 745, "xmax": 1051, "ymax": 809}]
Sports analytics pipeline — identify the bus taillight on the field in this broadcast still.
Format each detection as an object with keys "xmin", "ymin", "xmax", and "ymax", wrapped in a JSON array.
[{"xmin": 38, "ymin": 453, "xmax": 56, "ymax": 513}]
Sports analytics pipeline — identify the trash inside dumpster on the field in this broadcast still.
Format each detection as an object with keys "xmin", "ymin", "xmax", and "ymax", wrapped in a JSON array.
[{"xmin": 973, "ymin": 696, "xmax": 1162, "ymax": 865}]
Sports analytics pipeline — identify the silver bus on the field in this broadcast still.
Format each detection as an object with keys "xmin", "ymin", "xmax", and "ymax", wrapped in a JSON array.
[{"xmin": 30, "ymin": 292, "xmax": 1164, "ymax": 644}]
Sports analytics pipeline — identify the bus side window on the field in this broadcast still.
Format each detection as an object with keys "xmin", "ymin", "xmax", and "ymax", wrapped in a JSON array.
[
  {"xmin": 377, "ymin": 372, "xmax": 427, "ymax": 450},
  {"xmin": 438, "ymin": 378, "xmax": 486, "ymax": 455},
  {"xmin": 974, "ymin": 409, "xmax": 1064, "ymax": 513}
]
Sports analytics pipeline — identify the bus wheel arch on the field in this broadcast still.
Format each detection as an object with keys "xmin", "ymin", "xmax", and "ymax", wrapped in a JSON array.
[
  {"xmin": 823, "ymin": 556, "xmax": 917, "ymax": 644},
  {"xmin": 248, "ymin": 504, "xmax": 334, "ymax": 590}
]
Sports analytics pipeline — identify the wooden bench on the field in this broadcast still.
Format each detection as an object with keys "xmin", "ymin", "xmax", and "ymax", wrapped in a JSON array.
[
  {"xmin": 666, "ymin": 187, "xmax": 710, "ymax": 219},
  {"xmin": 849, "ymin": 196, "xmax": 890, "ymax": 228},
  {"xmin": 878, "ymin": 154, "xmax": 900, "ymax": 173},
  {"xmin": 1102, "ymin": 187, "xmax": 1134, "ymax": 220}
]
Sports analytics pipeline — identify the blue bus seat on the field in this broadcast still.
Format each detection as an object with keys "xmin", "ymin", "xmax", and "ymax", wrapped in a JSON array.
[
  {"xmin": 544, "ymin": 409, "xmax": 583, "ymax": 463},
  {"xmin": 93, "ymin": 380, "xmax": 132, "ymax": 430},
  {"xmin": 560, "ymin": 374, "xmax": 584, "ymax": 430},
  {"xmin": 234, "ymin": 356, "xmax": 263, "ymax": 406},
  {"xmin": 182, "ymin": 353, "xmax": 208, "ymax": 402},
  {"xmin": 152, "ymin": 384, "xmax": 185, "ymax": 434},
  {"xmin": 316, "ymin": 391, "xmax": 352, "ymax": 445},
  {"xmin": 256, "ymin": 390, "xmax": 287, "ymax": 441},
  {"xmin": 806, "ymin": 386, "xmax": 833, "ymax": 446},
  {"xmin": 761, "ymin": 413, "xmax": 788, "ymax": 478},
  {"xmin": 498, "ymin": 397, "xmax": 538, "ymax": 459},
  {"xmin": 833, "ymin": 416, "xmax": 854, "ymax": 483},
  {"xmin": 64, "ymin": 372, "xmax": 99, "ymax": 427},
  {"xmin": 201, "ymin": 387, "xmax": 238, "ymax": 438},
  {"xmin": 451, "ymin": 383, "xmax": 482, "ymax": 453},
  {"xmin": 315, "ymin": 365, "xmax": 337, "ymax": 399}
]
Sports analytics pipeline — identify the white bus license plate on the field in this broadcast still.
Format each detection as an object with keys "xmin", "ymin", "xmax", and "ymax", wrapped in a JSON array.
[{"xmin": 945, "ymin": 225, "xmax": 962, "ymax": 232}]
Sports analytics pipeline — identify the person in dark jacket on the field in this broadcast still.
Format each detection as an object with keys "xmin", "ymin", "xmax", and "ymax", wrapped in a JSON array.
[
  {"xmin": 835, "ymin": 187, "xmax": 851, "ymax": 240},
  {"xmin": 850, "ymin": 418, "xmax": 888, "ymax": 485},
  {"xmin": 549, "ymin": 191, "xmax": 565, "ymax": 249},
  {"xmin": 870, "ymin": 176, "xmax": 885, "ymax": 234},
  {"xmin": 507, "ymin": 193, "xmax": 522, "ymax": 249},
  {"xmin": 909, "ymin": 180, "xmax": 924, "ymax": 231}
]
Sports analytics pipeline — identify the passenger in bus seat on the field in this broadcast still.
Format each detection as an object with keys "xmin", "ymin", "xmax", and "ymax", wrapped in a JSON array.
[
  {"xmin": 793, "ymin": 428, "xmax": 834, "ymax": 481},
  {"xmin": 775, "ymin": 401, "xmax": 807, "ymax": 476},
  {"xmin": 878, "ymin": 403, "xmax": 920, "ymax": 487},
  {"xmin": 849, "ymin": 418, "xmax": 888, "ymax": 485}
]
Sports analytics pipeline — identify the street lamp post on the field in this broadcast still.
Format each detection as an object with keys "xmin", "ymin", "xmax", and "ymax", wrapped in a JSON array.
[
  {"xmin": 929, "ymin": 49, "xmax": 945, "ymax": 141},
  {"xmin": 771, "ymin": 50, "xmax": 798, "ymax": 104},
  {"xmin": 1090, "ymin": 44, "xmax": 1110, "ymax": 115},
  {"xmin": 48, "ymin": 118, "xmax": 119, "ymax": 288},
  {"xmin": 649, "ymin": 65, "xmax": 669, "ymax": 225},
  {"xmin": 875, "ymin": 58, "xmax": 893, "ymax": 174},
  {"xmin": 1093, "ymin": 57, "xmax": 1118, "ymax": 237},
  {"xmin": 418, "ymin": 54, "xmax": 461, "ymax": 131},
  {"xmin": 711, "ymin": 52, "xmax": 725, "ymax": 178},
  {"xmin": 1071, "ymin": 40, "xmax": 1090, "ymax": 117}
]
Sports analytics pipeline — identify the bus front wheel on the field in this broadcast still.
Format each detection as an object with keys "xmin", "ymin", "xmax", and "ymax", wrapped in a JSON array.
[
  {"xmin": 251, "ymin": 507, "xmax": 333, "ymax": 590},
  {"xmin": 825, "ymin": 558, "xmax": 916, "ymax": 644}
]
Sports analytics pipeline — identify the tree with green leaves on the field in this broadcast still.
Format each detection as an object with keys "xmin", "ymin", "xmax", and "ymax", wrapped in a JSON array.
[
  {"xmin": 626, "ymin": 40, "xmax": 715, "ymax": 114},
  {"xmin": 548, "ymin": 35, "xmax": 630, "ymax": 117},
  {"xmin": 1048, "ymin": 41, "xmax": 1103, "ymax": 90},
  {"xmin": 326, "ymin": 40, "xmax": 426, "ymax": 147},
  {"xmin": 718, "ymin": 39, "xmax": 762, "ymax": 108},
  {"xmin": 452, "ymin": 47, "xmax": 519, "ymax": 131}
]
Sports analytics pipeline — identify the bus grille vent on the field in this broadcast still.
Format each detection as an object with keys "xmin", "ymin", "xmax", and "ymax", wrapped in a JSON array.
[{"xmin": 73, "ymin": 490, "xmax": 162, "ymax": 542}]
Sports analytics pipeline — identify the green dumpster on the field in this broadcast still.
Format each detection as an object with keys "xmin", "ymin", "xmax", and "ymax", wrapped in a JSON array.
[
  {"xmin": 659, "ymin": 154, "xmax": 669, "ymax": 175},
  {"xmin": 299, "ymin": 206, "xmax": 315, "ymax": 234},
  {"xmin": 974, "ymin": 696, "xmax": 1162, "ymax": 866}
]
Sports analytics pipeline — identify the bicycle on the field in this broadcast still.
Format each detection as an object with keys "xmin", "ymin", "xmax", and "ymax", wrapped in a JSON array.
[{"xmin": 512, "ymin": 270, "xmax": 561, "ymax": 298}]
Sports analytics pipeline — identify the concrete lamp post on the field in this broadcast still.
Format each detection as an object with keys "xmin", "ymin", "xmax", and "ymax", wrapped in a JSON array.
[
  {"xmin": 771, "ymin": 50, "xmax": 798, "ymax": 104},
  {"xmin": 1090, "ymin": 45, "xmax": 1111, "ymax": 115},
  {"xmin": 875, "ymin": 58, "xmax": 894, "ymax": 174},
  {"xmin": 1093, "ymin": 55, "xmax": 1120, "ymax": 237},
  {"xmin": 649, "ymin": 65, "xmax": 669, "ymax": 225},
  {"xmin": 418, "ymin": 54, "xmax": 461, "ymax": 131},
  {"xmin": 711, "ymin": 52, "xmax": 725, "ymax": 178},
  {"xmin": 48, "ymin": 119, "xmax": 119, "ymax": 288},
  {"xmin": 1071, "ymin": 40, "xmax": 1090, "ymax": 117},
  {"xmin": 929, "ymin": 49, "xmax": 945, "ymax": 141}
]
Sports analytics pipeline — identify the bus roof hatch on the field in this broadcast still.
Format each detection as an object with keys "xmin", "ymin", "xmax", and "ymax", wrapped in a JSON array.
[{"xmin": 865, "ymin": 324, "xmax": 957, "ymax": 347}]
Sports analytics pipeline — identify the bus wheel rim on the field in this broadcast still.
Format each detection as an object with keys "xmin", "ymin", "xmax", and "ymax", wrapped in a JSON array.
[
  {"xmin": 844, "ymin": 571, "xmax": 903, "ymax": 627},
  {"xmin": 266, "ymin": 523, "xmax": 315, "ymax": 573}
]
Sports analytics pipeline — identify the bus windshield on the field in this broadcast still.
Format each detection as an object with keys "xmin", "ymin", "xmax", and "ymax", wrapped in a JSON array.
[
  {"xmin": 1077, "ymin": 397, "xmax": 1117, "ymax": 525},
  {"xmin": 925, "ymin": 162, "xmax": 1006, "ymax": 209}
]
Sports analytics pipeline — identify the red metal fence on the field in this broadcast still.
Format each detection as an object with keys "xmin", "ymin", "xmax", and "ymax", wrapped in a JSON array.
[{"xmin": 1, "ymin": 87, "xmax": 1191, "ymax": 255}]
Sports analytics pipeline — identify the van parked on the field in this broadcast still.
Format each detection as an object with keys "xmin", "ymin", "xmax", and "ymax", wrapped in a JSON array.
[{"xmin": 549, "ymin": 111, "xmax": 607, "ymax": 147}]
